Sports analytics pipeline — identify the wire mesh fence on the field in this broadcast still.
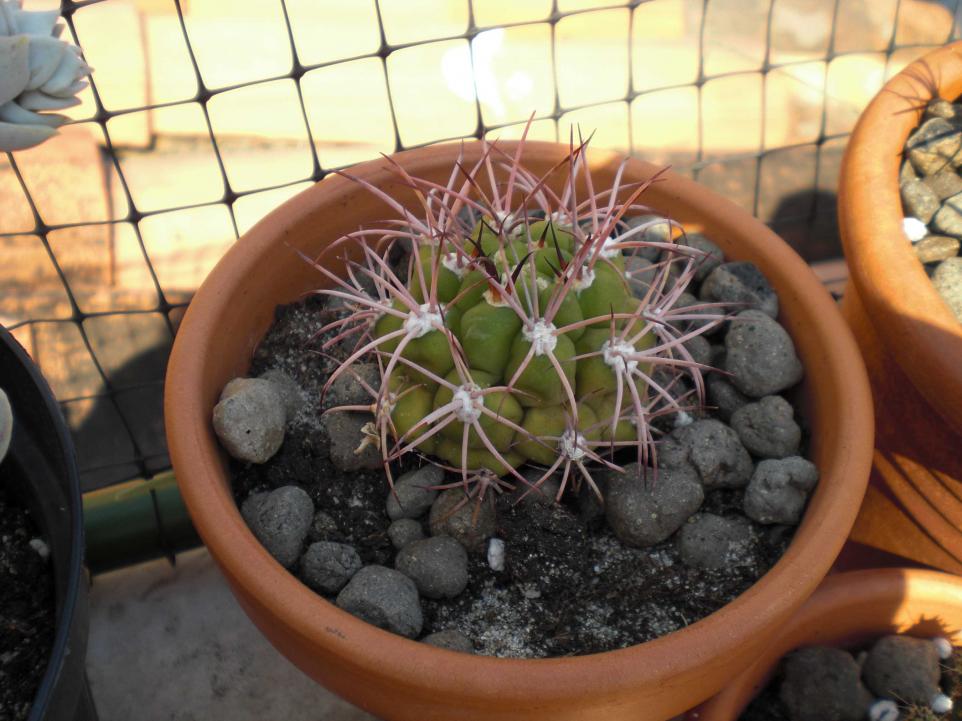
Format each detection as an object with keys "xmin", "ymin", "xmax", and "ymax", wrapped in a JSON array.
[{"xmin": 1, "ymin": 0, "xmax": 959, "ymax": 493}]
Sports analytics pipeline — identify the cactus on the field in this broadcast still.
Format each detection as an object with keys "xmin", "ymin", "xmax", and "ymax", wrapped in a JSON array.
[{"xmin": 307, "ymin": 135, "xmax": 726, "ymax": 503}]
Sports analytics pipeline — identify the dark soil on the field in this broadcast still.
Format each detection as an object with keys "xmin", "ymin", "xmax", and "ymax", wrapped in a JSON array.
[
  {"xmin": 0, "ymin": 477, "xmax": 55, "ymax": 721},
  {"xmin": 229, "ymin": 294, "xmax": 796, "ymax": 659},
  {"xmin": 740, "ymin": 646, "xmax": 962, "ymax": 721}
]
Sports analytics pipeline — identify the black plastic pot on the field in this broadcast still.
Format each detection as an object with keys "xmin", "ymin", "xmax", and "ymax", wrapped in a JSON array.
[{"xmin": 0, "ymin": 326, "xmax": 96, "ymax": 721}]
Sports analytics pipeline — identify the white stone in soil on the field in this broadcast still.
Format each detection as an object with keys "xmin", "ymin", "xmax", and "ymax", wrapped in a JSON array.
[
  {"xmin": 868, "ymin": 699, "xmax": 899, "ymax": 721},
  {"xmin": 487, "ymin": 538, "xmax": 505, "ymax": 572},
  {"xmin": 211, "ymin": 377, "xmax": 286, "ymax": 464},
  {"xmin": 903, "ymin": 216, "xmax": 929, "ymax": 242}
]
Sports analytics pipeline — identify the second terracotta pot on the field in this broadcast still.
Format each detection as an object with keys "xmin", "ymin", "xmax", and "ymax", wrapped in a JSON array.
[
  {"xmin": 838, "ymin": 42, "xmax": 962, "ymax": 572},
  {"xmin": 690, "ymin": 568, "xmax": 962, "ymax": 720},
  {"xmin": 166, "ymin": 140, "xmax": 873, "ymax": 721}
]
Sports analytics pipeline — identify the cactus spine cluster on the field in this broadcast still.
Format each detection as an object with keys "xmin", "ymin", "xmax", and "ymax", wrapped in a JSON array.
[{"xmin": 311, "ymin": 136, "xmax": 724, "ymax": 502}]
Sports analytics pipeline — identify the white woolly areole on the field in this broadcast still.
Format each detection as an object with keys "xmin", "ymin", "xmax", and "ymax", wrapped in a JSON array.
[
  {"xmin": 482, "ymin": 287, "xmax": 511, "ymax": 307},
  {"xmin": 561, "ymin": 429, "xmax": 587, "ymax": 461},
  {"xmin": 933, "ymin": 637, "xmax": 954, "ymax": 660},
  {"xmin": 523, "ymin": 320, "xmax": 558, "ymax": 356},
  {"xmin": 602, "ymin": 340, "xmax": 638, "ymax": 374},
  {"xmin": 452, "ymin": 385, "xmax": 483, "ymax": 424},
  {"xmin": 599, "ymin": 235, "xmax": 621, "ymax": 258},
  {"xmin": 441, "ymin": 252, "xmax": 467, "ymax": 277},
  {"xmin": 548, "ymin": 211, "xmax": 569, "ymax": 225},
  {"xmin": 573, "ymin": 267, "xmax": 596, "ymax": 292},
  {"xmin": 403, "ymin": 303, "xmax": 443, "ymax": 338},
  {"xmin": 535, "ymin": 275, "xmax": 550, "ymax": 291},
  {"xmin": 932, "ymin": 694, "xmax": 953, "ymax": 714},
  {"xmin": 868, "ymin": 699, "xmax": 899, "ymax": 721},
  {"xmin": 487, "ymin": 538, "xmax": 505, "ymax": 571},
  {"xmin": 903, "ymin": 216, "xmax": 928, "ymax": 242}
]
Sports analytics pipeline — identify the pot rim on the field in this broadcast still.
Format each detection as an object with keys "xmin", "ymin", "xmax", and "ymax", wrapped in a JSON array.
[
  {"xmin": 690, "ymin": 567, "xmax": 962, "ymax": 720},
  {"xmin": 839, "ymin": 41, "xmax": 962, "ymax": 435},
  {"xmin": 165, "ymin": 140, "xmax": 874, "ymax": 708}
]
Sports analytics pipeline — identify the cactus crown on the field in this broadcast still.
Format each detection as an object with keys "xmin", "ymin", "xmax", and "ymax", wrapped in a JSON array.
[{"xmin": 308, "ymin": 134, "xmax": 726, "ymax": 503}]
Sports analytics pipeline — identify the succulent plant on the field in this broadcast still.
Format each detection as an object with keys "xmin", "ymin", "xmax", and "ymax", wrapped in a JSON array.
[
  {"xmin": 309, "ymin": 133, "xmax": 726, "ymax": 503},
  {"xmin": 0, "ymin": 0, "xmax": 91, "ymax": 151}
]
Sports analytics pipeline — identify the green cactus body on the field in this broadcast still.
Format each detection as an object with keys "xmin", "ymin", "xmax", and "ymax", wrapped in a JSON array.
[{"xmin": 362, "ymin": 214, "xmax": 688, "ymax": 477}]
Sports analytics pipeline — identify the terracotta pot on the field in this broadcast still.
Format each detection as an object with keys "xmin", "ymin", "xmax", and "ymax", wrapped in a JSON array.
[
  {"xmin": 165, "ymin": 141, "xmax": 873, "ymax": 721},
  {"xmin": 838, "ymin": 42, "xmax": 962, "ymax": 573},
  {"xmin": 689, "ymin": 568, "xmax": 962, "ymax": 720}
]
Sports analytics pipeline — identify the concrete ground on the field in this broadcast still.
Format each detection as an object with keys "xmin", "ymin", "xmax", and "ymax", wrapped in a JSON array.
[{"xmin": 86, "ymin": 548, "xmax": 378, "ymax": 721}]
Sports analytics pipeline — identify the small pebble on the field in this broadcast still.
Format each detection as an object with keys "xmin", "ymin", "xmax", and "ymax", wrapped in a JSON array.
[
  {"xmin": 395, "ymin": 536, "xmax": 469, "ymax": 599},
  {"xmin": 901, "ymin": 178, "xmax": 942, "ymax": 224},
  {"xmin": 725, "ymin": 310, "xmax": 804, "ymax": 398},
  {"xmin": 662, "ymin": 419, "xmax": 754, "ymax": 489},
  {"xmin": 336, "ymin": 565, "xmax": 423, "ymax": 639},
  {"xmin": 300, "ymin": 541, "xmax": 362, "ymax": 594},
  {"xmin": 671, "ymin": 231, "xmax": 724, "ymax": 282},
  {"xmin": 683, "ymin": 334, "xmax": 712, "ymax": 367},
  {"xmin": 624, "ymin": 214, "xmax": 673, "ymax": 260},
  {"xmin": 625, "ymin": 255, "xmax": 658, "ymax": 296},
  {"xmin": 487, "ymin": 537, "xmax": 505, "ymax": 571},
  {"xmin": 933, "ymin": 257, "xmax": 962, "ymax": 321},
  {"xmin": 862, "ymin": 635, "xmax": 943, "ymax": 707},
  {"xmin": 907, "ymin": 117, "xmax": 962, "ymax": 176},
  {"xmin": 323, "ymin": 362, "xmax": 380, "ymax": 409},
  {"xmin": 744, "ymin": 457, "xmax": 819, "ymax": 525},
  {"xmin": 933, "ymin": 636, "xmax": 953, "ymax": 660},
  {"xmin": 903, "ymin": 216, "xmax": 929, "ymax": 242},
  {"xmin": 212, "ymin": 377, "xmax": 286, "ymax": 464},
  {"xmin": 388, "ymin": 519, "xmax": 425, "ymax": 550},
  {"xmin": 915, "ymin": 234, "xmax": 960, "ymax": 264},
  {"xmin": 259, "ymin": 368, "xmax": 304, "ymax": 420},
  {"xmin": 428, "ymin": 489, "xmax": 496, "ymax": 552},
  {"xmin": 923, "ymin": 170, "xmax": 962, "ymax": 200},
  {"xmin": 28, "ymin": 538, "xmax": 49, "ymax": 560},
  {"xmin": 241, "ymin": 486, "xmax": 314, "ymax": 568},
  {"xmin": 779, "ymin": 646, "xmax": 873, "ymax": 721},
  {"xmin": 932, "ymin": 191, "xmax": 962, "ymax": 238},
  {"xmin": 924, "ymin": 98, "xmax": 959, "ymax": 122},
  {"xmin": 604, "ymin": 463, "xmax": 704, "ymax": 548},
  {"xmin": 386, "ymin": 466, "xmax": 443, "ymax": 521},
  {"xmin": 700, "ymin": 261, "xmax": 779, "ymax": 318},
  {"xmin": 706, "ymin": 374, "xmax": 751, "ymax": 423},
  {"xmin": 322, "ymin": 412, "xmax": 382, "ymax": 471},
  {"xmin": 731, "ymin": 395, "xmax": 802, "ymax": 459},
  {"xmin": 868, "ymin": 699, "xmax": 899, "ymax": 721},
  {"xmin": 422, "ymin": 629, "xmax": 474, "ymax": 653},
  {"xmin": 676, "ymin": 513, "xmax": 754, "ymax": 570}
]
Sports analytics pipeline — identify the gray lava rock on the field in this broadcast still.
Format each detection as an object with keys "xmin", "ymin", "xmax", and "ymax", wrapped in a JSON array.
[
  {"xmin": 901, "ymin": 178, "xmax": 941, "ymax": 224},
  {"xmin": 925, "ymin": 98, "xmax": 959, "ymax": 122},
  {"xmin": 300, "ymin": 541, "xmax": 362, "ymax": 594},
  {"xmin": 625, "ymin": 255, "xmax": 658, "ymax": 296},
  {"xmin": 336, "ymin": 565, "xmax": 423, "ymax": 638},
  {"xmin": 308, "ymin": 510, "xmax": 339, "ymax": 542},
  {"xmin": 604, "ymin": 463, "xmax": 704, "ymax": 548},
  {"xmin": 429, "ymin": 489, "xmax": 497, "ymax": 552},
  {"xmin": 672, "ymin": 232, "xmax": 724, "ymax": 282},
  {"xmin": 674, "ymin": 292, "xmax": 717, "ymax": 333},
  {"xmin": 663, "ymin": 419, "xmax": 754, "ymax": 489},
  {"xmin": 422, "ymin": 629, "xmax": 474, "ymax": 653},
  {"xmin": 706, "ymin": 374, "xmax": 751, "ymax": 423},
  {"xmin": 323, "ymin": 362, "xmax": 380, "ymax": 409},
  {"xmin": 862, "ymin": 635, "xmax": 942, "ymax": 706},
  {"xmin": 386, "ymin": 466, "xmax": 443, "ymax": 520},
  {"xmin": 259, "ymin": 368, "xmax": 304, "ymax": 421},
  {"xmin": 725, "ymin": 310, "xmax": 804, "ymax": 398},
  {"xmin": 907, "ymin": 117, "xmax": 962, "ymax": 176},
  {"xmin": 779, "ymin": 646, "xmax": 874, "ymax": 721},
  {"xmin": 322, "ymin": 412, "xmax": 382, "ymax": 471},
  {"xmin": 744, "ymin": 457, "xmax": 819, "ymax": 525},
  {"xmin": 916, "ymin": 234, "xmax": 960, "ymax": 264},
  {"xmin": 901, "ymin": 158, "xmax": 918, "ymax": 185},
  {"xmin": 683, "ymin": 334, "xmax": 712, "ymax": 367},
  {"xmin": 731, "ymin": 395, "xmax": 801, "ymax": 459},
  {"xmin": 676, "ymin": 513, "xmax": 754, "ymax": 570},
  {"xmin": 388, "ymin": 519, "xmax": 425, "ymax": 550},
  {"xmin": 395, "ymin": 536, "xmax": 469, "ymax": 599},
  {"xmin": 241, "ymin": 486, "xmax": 314, "ymax": 568},
  {"xmin": 932, "ymin": 191, "xmax": 962, "ymax": 238},
  {"xmin": 923, "ymin": 170, "xmax": 962, "ymax": 200},
  {"xmin": 700, "ymin": 262, "xmax": 779, "ymax": 318},
  {"xmin": 625, "ymin": 214, "xmax": 673, "ymax": 260},
  {"xmin": 212, "ymin": 377, "xmax": 286, "ymax": 464},
  {"xmin": 934, "ymin": 257, "xmax": 962, "ymax": 321}
]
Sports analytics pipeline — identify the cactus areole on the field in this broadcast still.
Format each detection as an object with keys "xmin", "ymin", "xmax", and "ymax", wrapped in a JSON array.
[{"xmin": 310, "ymin": 134, "xmax": 725, "ymax": 502}]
